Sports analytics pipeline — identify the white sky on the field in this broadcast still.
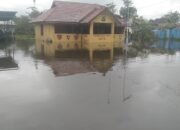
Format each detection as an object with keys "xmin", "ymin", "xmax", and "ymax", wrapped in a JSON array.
[{"xmin": 0, "ymin": 0, "xmax": 180, "ymax": 19}]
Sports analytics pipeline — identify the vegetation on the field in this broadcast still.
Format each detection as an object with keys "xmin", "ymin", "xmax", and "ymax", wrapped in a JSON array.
[
  {"xmin": 120, "ymin": 0, "xmax": 137, "ymax": 20},
  {"xmin": 106, "ymin": 3, "xmax": 117, "ymax": 14},
  {"xmin": 151, "ymin": 11, "xmax": 180, "ymax": 29},
  {"xmin": 132, "ymin": 17, "xmax": 157, "ymax": 47},
  {"xmin": 14, "ymin": 7, "xmax": 40, "ymax": 40},
  {"xmin": 15, "ymin": 16, "xmax": 34, "ymax": 35},
  {"xmin": 120, "ymin": 0, "xmax": 156, "ymax": 48}
]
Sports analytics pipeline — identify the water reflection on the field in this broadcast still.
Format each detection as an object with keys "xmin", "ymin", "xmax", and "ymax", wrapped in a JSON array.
[
  {"xmin": 0, "ymin": 44, "xmax": 18, "ymax": 71},
  {"xmin": 45, "ymin": 56, "xmax": 113, "ymax": 77},
  {"xmin": 122, "ymin": 55, "xmax": 132, "ymax": 102},
  {"xmin": 153, "ymin": 40, "xmax": 180, "ymax": 51},
  {"xmin": 0, "ymin": 56, "xmax": 18, "ymax": 71},
  {"xmin": 1, "ymin": 41, "xmax": 180, "ymax": 130},
  {"xmin": 0, "ymin": 41, "xmax": 114, "ymax": 75}
]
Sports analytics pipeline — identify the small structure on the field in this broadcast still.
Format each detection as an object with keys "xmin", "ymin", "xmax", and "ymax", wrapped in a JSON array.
[
  {"xmin": 0, "ymin": 56, "xmax": 18, "ymax": 71},
  {"xmin": 32, "ymin": 1, "xmax": 125, "ymax": 61},
  {"xmin": 0, "ymin": 42, "xmax": 18, "ymax": 71},
  {"xmin": 0, "ymin": 11, "xmax": 16, "ymax": 41}
]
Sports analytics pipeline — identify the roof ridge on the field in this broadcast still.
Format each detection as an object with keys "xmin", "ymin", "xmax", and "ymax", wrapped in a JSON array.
[
  {"xmin": 32, "ymin": 1, "xmax": 109, "ymax": 24},
  {"xmin": 79, "ymin": 7, "xmax": 105, "ymax": 23},
  {"xmin": 43, "ymin": 7, "xmax": 57, "ymax": 22},
  {"xmin": 52, "ymin": 0, "xmax": 105, "ymax": 7}
]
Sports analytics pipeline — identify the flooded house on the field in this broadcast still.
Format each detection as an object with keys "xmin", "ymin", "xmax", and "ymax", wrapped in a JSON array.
[{"xmin": 32, "ymin": 1, "xmax": 125, "ymax": 61}]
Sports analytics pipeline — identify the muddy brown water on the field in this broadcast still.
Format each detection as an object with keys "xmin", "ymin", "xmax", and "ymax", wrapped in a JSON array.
[{"xmin": 1, "ymin": 41, "xmax": 180, "ymax": 130}]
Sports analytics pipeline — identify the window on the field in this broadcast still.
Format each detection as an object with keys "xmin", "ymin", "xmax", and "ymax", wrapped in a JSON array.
[
  {"xmin": 40, "ymin": 24, "xmax": 44, "ymax": 36},
  {"xmin": 115, "ymin": 27, "xmax": 124, "ymax": 34},
  {"xmin": 81, "ymin": 24, "xmax": 90, "ymax": 34},
  {"xmin": 54, "ymin": 24, "xmax": 80, "ymax": 34},
  {"xmin": 93, "ymin": 23, "xmax": 111, "ymax": 34}
]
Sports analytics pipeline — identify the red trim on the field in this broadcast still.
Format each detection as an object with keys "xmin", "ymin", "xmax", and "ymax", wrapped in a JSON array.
[
  {"xmin": 57, "ymin": 35, "xmax": 62, "ymax": 40},
  {"xmin": 75, "ymin": 43, "xmax": 79, "ymax": 49},
  {"xmin": 58, "ymin": 44, "xmax": 62, "ymax": 49},
  {"xmin": 74, "ymin": 35, "xmax": 78, "ymax": 40},
  {"xmin": 67, "ymin": 35, "xmax": 70, "ymax": 40}
]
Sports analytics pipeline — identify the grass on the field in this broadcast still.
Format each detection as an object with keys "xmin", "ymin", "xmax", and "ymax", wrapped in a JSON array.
[{"xmin": 15, "ymin": 34, "xmax": 35, "ymax": 40}]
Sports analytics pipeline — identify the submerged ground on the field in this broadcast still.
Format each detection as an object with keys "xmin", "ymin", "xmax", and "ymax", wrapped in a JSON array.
[{"xmin": 0, "ymin": 40, "xmax": 180, "ymax": 130}]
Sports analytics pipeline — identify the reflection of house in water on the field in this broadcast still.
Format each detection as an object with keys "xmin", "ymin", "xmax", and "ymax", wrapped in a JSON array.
[
  {"xmin": 46, "ymin": 57, "xmax": 112, "ymax": 77},
  {"xmin": 32, "ymin": 1, "xmax": 125, "ymax": 61},
  {"xmin": 92, "ymin": 50, "xmax": 114, "ymax": 75}
]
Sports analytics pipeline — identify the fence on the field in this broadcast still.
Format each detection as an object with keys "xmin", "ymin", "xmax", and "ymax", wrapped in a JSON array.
[{"xmin": 153, "ymin": 28, "xmax": 180, "ymax": 40}]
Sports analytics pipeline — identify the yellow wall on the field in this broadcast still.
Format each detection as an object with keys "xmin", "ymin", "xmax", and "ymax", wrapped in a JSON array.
[
  {"xmin": 114, "ymin": 34, "xmax": 125, "ymax": 48},
  {"xmin": 34, "ymin": 10, "xmax": 125, "ymax": 57},
  {"xmin": 54, "ymin": 34, "xmax": 82, "ymax": 50},
  {"xmin": 34, "ymin": 24, "xmax": 55, "ymax": 56},
  {"xmin": 88, "ymin": 11, "xmax": 115, "ymax": 51}
]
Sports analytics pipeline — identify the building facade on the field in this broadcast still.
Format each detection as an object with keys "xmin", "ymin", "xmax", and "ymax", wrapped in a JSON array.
[
  {"xmin": 32, "ymin": 1, "xmax": 125, "ymax": 61},
  {"xmin": 0, "ymin": 11, "xmax": 16, "ymax": 41}
]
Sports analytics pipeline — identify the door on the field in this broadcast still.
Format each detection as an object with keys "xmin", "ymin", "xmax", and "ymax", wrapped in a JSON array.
[{"xmin": 41, "ymin": 44, "xmax": 44, "ymax": 56}]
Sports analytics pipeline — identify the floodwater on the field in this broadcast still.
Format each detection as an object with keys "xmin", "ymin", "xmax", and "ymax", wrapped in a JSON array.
[{"xmin": 1, "ymin": 40, "xmax": 180, "ymax": 130}]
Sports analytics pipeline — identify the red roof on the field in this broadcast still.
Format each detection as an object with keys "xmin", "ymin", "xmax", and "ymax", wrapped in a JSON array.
[{"xmin": 32, "ymin": 1, "xmax": 106, "ymax": 24}]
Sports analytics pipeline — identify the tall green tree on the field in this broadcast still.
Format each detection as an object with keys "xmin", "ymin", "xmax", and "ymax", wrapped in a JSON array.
[
  {"xmin": 15, "ymin": 8, "xmax": 41, "ymax": 35},
  {"xmin": 151, "ymin": 11, "xmax": 180, "ymax": 29},
  {"xmin": 122, "ymin": 0, "xmax": 132, "ymax": 7},
  {"xmin": 106, "ymin": 2, "xmax": 117, "ymax": 14},
  {"xmin": 120, "ymin": 0, "xmax": 137, "ymax": 19},
  {"xmin": 27, "ymin": 7, "xmax": 41, "ymax": 19},
  {"xmin": 162, "ymin": 11, "xmax": 180, "ymax": 28},
  {"xmin": 15, "ymin": 16, "xmax": 34, "ymax": 35},
  {"xmin": 132, "ymin": 17, "xmax": 156, "ymax": 46}
]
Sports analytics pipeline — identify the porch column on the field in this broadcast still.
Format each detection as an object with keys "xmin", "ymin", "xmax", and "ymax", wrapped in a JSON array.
[
  {"xmin": 90, "ymin": 22, "xmax": 94, "ymax": 35},
  {"xmin": 89, "ymin": 50, "xmax": 93, "ymax": 62},
  {"xmin": 89, "ymin": 22, "xmax": 94, "ymax": 62},
  {"xmin": 111, "ymin": 23, "xmax": 115, "ymax": 34},
  {"xmin": 110, "ymin": 49, "xmax": 114, "ymax": 61}
]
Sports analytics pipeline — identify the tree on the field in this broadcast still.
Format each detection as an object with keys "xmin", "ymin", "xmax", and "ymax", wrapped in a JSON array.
[
  {"xmin": 151, "ymin": 11, "xmax": 180, "ymax": 29},
  {"xmin": 27, "ymin": 7, "xmax": 41, "ymax": 19},
  {"xmin": 14, "ymin": 8, "xmax": 41, "ymax": 35},
  {"xmin": 14, "ymin": 16, "xmax": 34, "ymax": 35},
  {"xmin": 120, "ymin": 0, "xmax": 137, "ymax": 19},
  {"xmin": 120, "ymin": 7, "xmax": 137, "ymax": 19},
  {"xmin": 162, "ymin": 11, "xmax": 180, "ymax": 28},
  {"xmin": 122, "ymin": 0, "xmax": 132, "ymax": 7},
  {"xmin": 106, "ymin": 2, "xmax": 117, "ymax": 14},
  {"xmin": 163, "ymin": 11, "xmax": 180, "ymax": 23},
  {"xmin": 132, "ymin": 17, "xmax": 156, "ymax": 46}
]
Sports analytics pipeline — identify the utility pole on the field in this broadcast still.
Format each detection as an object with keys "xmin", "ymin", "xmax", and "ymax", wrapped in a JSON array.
[
  {"xmin": 122, "ymin": 4, "xmax": 130, "ymax": 102},
  {"xmin": 33, "ymin": 0, "xmax": 36, "ymax": 7},
  {"xmin": 125, "ymin": 5, "xmax": 129, "ymax": 57}
]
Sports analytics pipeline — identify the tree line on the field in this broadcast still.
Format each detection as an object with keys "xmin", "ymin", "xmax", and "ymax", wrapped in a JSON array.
[
  {"xmin": 14, "ymin": 0, "xmax": 180, "ymax": 46},
  {"xmin": 14, "ymin": 7, "xmax": 40, "ymax": 35},
  {"xmin": 106, "ymin": 0, "xmax": 180, "ymax": 47}
]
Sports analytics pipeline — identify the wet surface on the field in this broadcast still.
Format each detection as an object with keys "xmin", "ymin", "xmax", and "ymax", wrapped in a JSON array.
[{"xmin": 1, "ymin": 41, "xmax": 180, "ymax": 130}]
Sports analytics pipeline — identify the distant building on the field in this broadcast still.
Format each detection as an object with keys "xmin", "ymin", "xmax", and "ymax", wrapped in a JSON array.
[
  {"xmin": 32, "ymin": 1, "xmax": 125, "ymax": 61},
  {"xmin": 0, "ymin": 11, "xmax": 16, "ymax": 41}
]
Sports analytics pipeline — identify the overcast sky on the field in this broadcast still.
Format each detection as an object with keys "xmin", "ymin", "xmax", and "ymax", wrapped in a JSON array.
[{"xmin": 0, "ymin": 0, "xmax": 180, "ymax": 19}]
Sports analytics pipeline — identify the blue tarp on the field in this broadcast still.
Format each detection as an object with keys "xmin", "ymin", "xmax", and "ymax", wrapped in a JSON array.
[
  {"xmin": 152, "ymin": 40, "xmax": 180, "ymax": 50},
  {"xmin": 153, "ymin": 28, "xmax": 180, "ymax": 39}
]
